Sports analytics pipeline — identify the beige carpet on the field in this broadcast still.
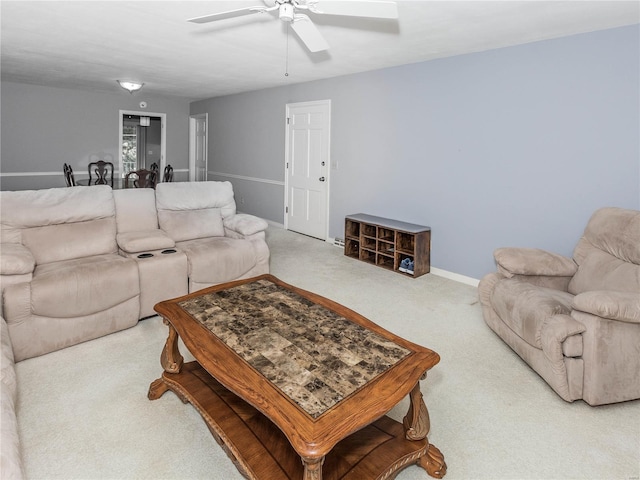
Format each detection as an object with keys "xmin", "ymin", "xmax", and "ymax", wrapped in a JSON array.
[{"xmin": 15, "ymin": 227, "xmax": 640, "ymax": 479}]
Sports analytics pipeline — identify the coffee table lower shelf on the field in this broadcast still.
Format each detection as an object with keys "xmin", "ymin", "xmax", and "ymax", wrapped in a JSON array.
[{"xmin": 149, "ymin": 361, "xmax": 444, "ymax": 480}]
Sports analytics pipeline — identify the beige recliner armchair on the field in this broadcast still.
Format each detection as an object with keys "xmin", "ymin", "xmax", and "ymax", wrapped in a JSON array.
[{"xmin": 479, "ymin": 207, "xmax": 640, "ymax": 405}]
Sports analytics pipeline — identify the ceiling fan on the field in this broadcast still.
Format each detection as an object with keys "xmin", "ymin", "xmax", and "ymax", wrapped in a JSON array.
[{"xmin": 187, "ymin": 0, "xmax": 398, "ymax": 53}]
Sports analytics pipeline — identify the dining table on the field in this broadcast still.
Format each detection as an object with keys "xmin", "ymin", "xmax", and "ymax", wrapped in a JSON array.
[{"xmin": 76, "ymin": 179, "xmax": 127, "ymax": 189}]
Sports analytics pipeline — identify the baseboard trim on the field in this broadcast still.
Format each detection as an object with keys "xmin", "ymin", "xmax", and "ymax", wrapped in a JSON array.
[
  {"xmin": 429, "ymin": 267, "xmax": 479, "ymax": 287},
  {"xmin": 266, "ymin": 219, "xmax": 285, "ymax": 229},
  {"xmin": 282, "ymin": 232, "xmax": 480, "ymax": 287}
]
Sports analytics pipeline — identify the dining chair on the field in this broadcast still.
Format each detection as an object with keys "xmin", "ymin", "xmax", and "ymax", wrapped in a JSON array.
[
  {"xmin": 87, "ymin": 160, "xmax": 114, "ymax": 186},
  {"xmin": 150, "ymin": 162, "xmax": 159, "ymax": 173},
  {"xmin": 63, "ymin": 163, "xmax": 76, "ymax": 187},
  {"xmin": 125, "ymin": 169, "xmax": 157, "ymax": 189},
  {"xmin": 163, "ymin": 164, "xmax": 174, "ymax": 182}
]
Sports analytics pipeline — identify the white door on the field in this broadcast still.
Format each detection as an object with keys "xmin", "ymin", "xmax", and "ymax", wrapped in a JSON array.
[
  {"xmin": 189, "ymin": 114, "xmax": 208, "ymax": 181},
  {"xmin": 285, "ymin": 100, "xmax": 331, "ymax": 240}
]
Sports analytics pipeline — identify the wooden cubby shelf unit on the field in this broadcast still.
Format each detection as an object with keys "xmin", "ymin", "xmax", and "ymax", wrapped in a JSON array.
[{"xmin": 344, "ymin": 213, "xmax": 431, "ymax": 278}]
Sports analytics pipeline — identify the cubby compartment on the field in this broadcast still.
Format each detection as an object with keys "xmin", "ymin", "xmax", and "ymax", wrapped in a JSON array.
[
  {"xmin": 359, "ymin": 249, "xmax": 376, "ymax": 264},
  {"xmin": 377, "ymin": 240, "xmax": 394, "ymax": 256},
  {"xmin": 345, "ymin": 219, "xmax": 360, "ymax": 240},
  {"xmin": 397, "ymin": 254, "xmax": 415, "ymax": 275},
  {"xmin": 345, "ymin": 238, "xmax": 360, "ymax": 258},
  {"xmin": 345, "ymin": 214, "xmax": 431, "ymax": 278},
  {"xmin": 362, "ymin": 223, "xmax": 377, "ymax": 237},
  {"xmin": 376, "ymin": 254, "xmax": 394, "ymax": 270},
  {"xmin": 377, "ymin": 227, "xmax": 394, "ymax": 242},
  {"xmin": 396, "ymin": 232, "xmax": 415, "ymax": 254},
  {"xmin": 362, "ymin": 236, "xmax": 377, "ymax": 250}
]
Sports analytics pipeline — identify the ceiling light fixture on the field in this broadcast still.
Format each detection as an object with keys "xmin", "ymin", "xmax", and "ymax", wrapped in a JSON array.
[{"xmin": 117, "ymin": 80, "xmax": 144, "ymax": 94}]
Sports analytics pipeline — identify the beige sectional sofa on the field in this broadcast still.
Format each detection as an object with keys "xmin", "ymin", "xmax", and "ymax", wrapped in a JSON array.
[
  {"xmin": 0, "ymin": 181, "xmax": 270, "ymax": 362},
  {"xmin": 0, "ymin": 181, "xmax": 270, "ymax": 479}
]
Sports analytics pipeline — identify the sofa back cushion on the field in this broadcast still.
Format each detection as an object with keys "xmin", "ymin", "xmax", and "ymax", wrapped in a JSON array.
[
  {"xmin": 155, "ymin": 181, "xmax": 235, "ymax": 242},
  {"xmin": 0, "ymin": 186, "xmax": 117, "ymax": 264},
  {"xmin": 113, "ymin": 188, "xmax": 159, "ymax": 233},
  {"xmin": 569, "ymin": 207, "xmax": 640, "ymax": 295}
]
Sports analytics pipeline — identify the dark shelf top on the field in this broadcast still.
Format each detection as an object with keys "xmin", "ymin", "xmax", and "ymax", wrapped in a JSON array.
[{"xmin": 346, "ymin": 214, "xmax": 430, "ymax": 234}]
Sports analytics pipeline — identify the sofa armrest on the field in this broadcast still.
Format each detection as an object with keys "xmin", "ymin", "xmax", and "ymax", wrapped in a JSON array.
[
  {"xmin": 0, "ymin": 243, "xmax": 35, "ymax": 276},
  {"xmin": 540, "ymin": 313, "xmax": 586, "ymax": 360},
  {"xmin": 223, "ymin": 214, "xmax": 268, "ymax": 237},
  {"xmin": 494, "ymin": 247, "xmax": 577, "ymax": 278},
  {"xmin": 116, "ymin": 230, "xmax": 175, "ymax": 254},
  {"xmin": 572, "ymin": 291, "xmax": 640, "ymax": 324}
]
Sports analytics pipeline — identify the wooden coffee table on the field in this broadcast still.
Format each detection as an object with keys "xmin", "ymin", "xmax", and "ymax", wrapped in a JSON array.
[{"xmin": 148, "ymin": 274, "xmax": 446, "ymax": 479}]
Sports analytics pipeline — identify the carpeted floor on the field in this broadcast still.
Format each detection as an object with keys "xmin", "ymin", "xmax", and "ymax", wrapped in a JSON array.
[{"xmin": 15, "ymin": 227, "xmax": 640, "ymax": 479}]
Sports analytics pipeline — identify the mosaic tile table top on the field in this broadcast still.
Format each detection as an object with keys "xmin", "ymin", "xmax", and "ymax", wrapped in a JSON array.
[{"xmin": 178, "ymin": 279, "xmax": 411, "ymax": 418}]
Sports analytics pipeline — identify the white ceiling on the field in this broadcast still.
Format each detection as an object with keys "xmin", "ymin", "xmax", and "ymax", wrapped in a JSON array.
[{"xmin": 2, "ymin": 1, "xmax": 638, "ymax": 100}]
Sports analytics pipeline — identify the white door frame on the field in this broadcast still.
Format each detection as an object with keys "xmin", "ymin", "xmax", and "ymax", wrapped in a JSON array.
[
  {"xmin": 284, "ymin": 99, "xmax": 331, "ymax": 241},
  {"xmin": 118, "ymin": 110, "xmax": 166, "ymax": 177},
  {"xmin": 189, "ymin": 113, "xmax": 208, "ymax": 181}
]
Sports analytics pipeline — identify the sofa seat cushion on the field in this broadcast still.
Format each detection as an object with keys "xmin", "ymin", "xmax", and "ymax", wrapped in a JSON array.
[
  {"xmin": 177, "ymin": 237, "xmax": 258, "ymax": 285},
  {"xmin": 491, "ymin": 278, "xmax": 574, "ymax": 348},
  {"xmin": 32, "ymin": 254, "xmax": 139, "ymax": 317}
]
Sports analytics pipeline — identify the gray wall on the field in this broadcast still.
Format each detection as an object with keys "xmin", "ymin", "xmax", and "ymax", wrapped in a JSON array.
[
  {"xmin": 1, "ymin": 82, "xmax": 192, "ymax": 190},
  {"xmin": 191, "ymin": 25, "xmax": 639, "ymax": 280}
]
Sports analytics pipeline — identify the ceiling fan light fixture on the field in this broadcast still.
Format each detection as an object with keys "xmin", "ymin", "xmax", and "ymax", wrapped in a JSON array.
[{"xmin": 117, "ymin": 80, "xmax": 145, "ymax": 94}]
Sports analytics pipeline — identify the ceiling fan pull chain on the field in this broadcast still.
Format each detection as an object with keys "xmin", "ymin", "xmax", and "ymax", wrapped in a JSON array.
[{"xmin": 285, "ymin": 24, "xmax": 290, "ymax": 77}]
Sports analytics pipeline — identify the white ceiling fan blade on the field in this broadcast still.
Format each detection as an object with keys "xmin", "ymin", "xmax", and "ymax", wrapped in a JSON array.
[
  {"xmin": 291, "ymin": 14, "xmax": 330, "ymax": 52},
  {"xmin": 188, "ymin": 6, "xmax": 267, "ymax": 24},
  {"xmin": 308, "ymin": 0, "xmax": 398, "ymax": 19}
]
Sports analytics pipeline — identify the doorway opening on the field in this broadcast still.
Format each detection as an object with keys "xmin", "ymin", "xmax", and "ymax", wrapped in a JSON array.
[
  {"xmin": 118, "ymin": 110, "xmax": 166, "ymax": 179},
  {"xmin": 189, "ymin": 113, "xmax": 208, "ymax": 181}
]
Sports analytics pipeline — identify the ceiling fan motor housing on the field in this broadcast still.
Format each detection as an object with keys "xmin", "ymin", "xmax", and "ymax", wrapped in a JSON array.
[{"xmin": 279, "ymin": 3, "xmax": 295, "ymax": 22}]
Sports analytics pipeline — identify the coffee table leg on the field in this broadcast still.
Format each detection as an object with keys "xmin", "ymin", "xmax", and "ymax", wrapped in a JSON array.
[
  {"xmin": 301, "ymin": 455, "xmax": 324, "ymax": 480},
  {"xmin": 148, "ymin": 319, "xmax": 184, "ymax": 400},
  {"xmin": 403, "ymin": 378, "xmax": 447, "ymax": 478}
]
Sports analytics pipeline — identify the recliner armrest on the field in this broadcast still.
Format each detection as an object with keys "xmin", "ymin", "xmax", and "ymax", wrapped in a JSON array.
[
  {"xmin": 494, "ymin": 247, "xmax": 577, "ymax": 278},
  {"xmin": 223, "ymin": 214, "xmax": 268, "ymax": 237},
  {"xmin": 116, "ymin": 230, "xmax": 175, "ymax": 254},
  {"xmin": 0, "ymin": 243, "xmax": 35, "ymax": 275},
  {"xmin": 572, "ymin": 290, "xmax": 640, "ymax": 324}
]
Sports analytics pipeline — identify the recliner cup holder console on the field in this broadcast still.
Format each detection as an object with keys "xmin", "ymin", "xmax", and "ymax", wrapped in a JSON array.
[{"xmin": 136, "ymin": 250, "xmax": 176, "ymax": 259}]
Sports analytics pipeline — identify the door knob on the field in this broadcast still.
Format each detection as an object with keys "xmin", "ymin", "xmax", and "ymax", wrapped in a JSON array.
[{"xmin": 319, "ymin": 176, "xmax": 326, "ymax": 182}]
